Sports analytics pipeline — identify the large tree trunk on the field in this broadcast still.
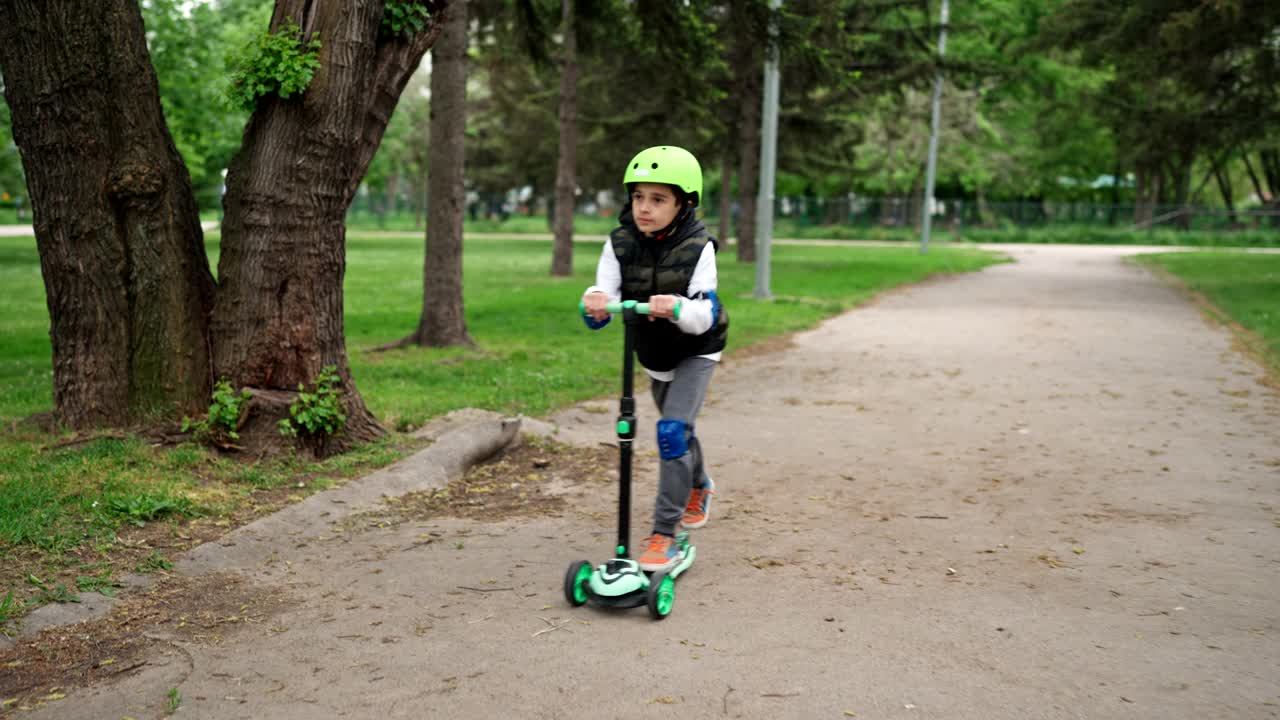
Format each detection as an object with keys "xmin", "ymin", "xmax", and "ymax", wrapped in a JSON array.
[
  {"xmin": 1241, "ymin": 151, "xmax": 1267, "ymax": 202},
  {"xmin": 414, "ymin": 0, "xmax": 473, "ymax": 347},
  {"xmin": 733, "ymin": 0, "xmax": 761, "ymax": 263},
  {"xmin": 212, "ymin": 0, "xmax": 449, "ymax": 445},
  {"xmin": 550, "ymin": 0, "xmax": 578, "ymax": 276},
  {"xmin": 1133, "ymin": 161, "xmax": 1155, "ymax": 226},
  {"xmin": 0, "ymin": 0, "xmax": 215, "ymax": 429}
]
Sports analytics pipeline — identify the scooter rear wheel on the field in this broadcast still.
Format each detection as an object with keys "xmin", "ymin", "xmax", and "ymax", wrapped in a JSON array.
[{"xmin": 646, "ymin": 569, "xmax": 675, "ymax": 619}]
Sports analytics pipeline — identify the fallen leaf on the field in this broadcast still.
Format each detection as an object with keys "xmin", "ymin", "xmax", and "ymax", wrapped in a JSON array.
[{"xmin": 649, "ymin": 696, "xmax": 679, "ymax": 704}]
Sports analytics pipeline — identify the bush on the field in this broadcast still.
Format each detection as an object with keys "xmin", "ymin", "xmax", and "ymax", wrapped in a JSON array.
[
  {"xmin": 278, "ymin": 365, "xmax": 348, "ymax": 440},
  {"xmin": 183, "ymin": 380, "xmax": 251, "ymax": 443},
  {"xmin": 381, "ymin": 1, "xmax": 433, "ymax": 37},
  {"xmin": 226, "ymin": 20, "xmax": 322, "ymax": 112}
]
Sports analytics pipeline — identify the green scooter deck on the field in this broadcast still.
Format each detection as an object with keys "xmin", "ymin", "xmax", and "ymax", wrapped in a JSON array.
[{"xmin": 568, "ymin": 534, "xmax": 695, "ymax": 616}]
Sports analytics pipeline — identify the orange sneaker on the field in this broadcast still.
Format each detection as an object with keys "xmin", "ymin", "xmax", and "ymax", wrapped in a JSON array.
[
  {"xmin": 681, "ymin": 476, "xmax": 715, "ymax": 529},
  {"xmin": 637, "ymin": 533, "xmax": 683, "ymax": 572}
]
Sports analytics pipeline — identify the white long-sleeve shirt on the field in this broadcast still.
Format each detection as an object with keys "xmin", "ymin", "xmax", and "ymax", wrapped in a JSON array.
[{"xmin": 585, "ymin": 238, "xmax": 722, "ymax": 381}]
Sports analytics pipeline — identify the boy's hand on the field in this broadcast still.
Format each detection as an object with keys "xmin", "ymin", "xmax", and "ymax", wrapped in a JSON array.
[
  {"xmin": 583, "ymin": 291, "xmax": 610, "ymax": 321},
  {"xmin": 647, "ymin": 294, "xmax": 678, "ymax": 320}
]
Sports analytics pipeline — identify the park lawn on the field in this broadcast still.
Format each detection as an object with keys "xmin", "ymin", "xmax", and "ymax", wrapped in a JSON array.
[
  {"xmin": 0, "ymin": 232, "xmax": 1001, "ymax": 623},
  {"xmin": 338, "ymin": 210, "xmax": 1280, "ymax": 249},
  {"xmin": 1135, "ymin": 251, "xmax": 1280, "ymax": 375}
]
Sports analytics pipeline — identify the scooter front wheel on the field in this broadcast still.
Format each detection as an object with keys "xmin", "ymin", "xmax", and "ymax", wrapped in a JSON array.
[{"xmin": 564, "ymin": 560, "xmax": 593, "ymax": 607}]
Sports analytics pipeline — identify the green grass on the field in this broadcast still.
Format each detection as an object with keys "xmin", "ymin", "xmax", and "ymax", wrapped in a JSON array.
[
  {"xmin": 0, "ymin": 229, "xmax": 1000, "ymax": 618},
  {"xmin": 333, "ymin": 209, "xmax": 1280, "ymax": 248},
  {"xmin": 0, "ymin": 206, "xmax": 25, "ymax": 225},
  {"xmin": 2, "ymin": 231, "xmax": 999, "ymax": 429},
  {"xmin": 335, "ymin": 234, "xmax": 1001, "ymax": 428},
  {"xmin": 1135, "ymin": 251, "xmax": 1280, "ymax": 372}
]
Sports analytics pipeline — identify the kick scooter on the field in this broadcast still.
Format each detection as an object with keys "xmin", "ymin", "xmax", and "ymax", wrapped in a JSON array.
[{"xmin": 563, "ymin": 300, "xmax": 695, "ymax": 620}]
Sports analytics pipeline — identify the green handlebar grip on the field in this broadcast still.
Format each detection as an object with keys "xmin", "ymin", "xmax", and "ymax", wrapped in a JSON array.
[
  {"xmin": 579, "ymin": 299, "xmax": 681, "ymax": 319},
  {"xmin": 606, "ymin": 300, "xmax": 647, "ymax": 314}
]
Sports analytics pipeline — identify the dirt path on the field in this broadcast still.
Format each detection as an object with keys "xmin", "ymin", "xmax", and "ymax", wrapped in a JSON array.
[{"xmin": 8, "ymin": 245, "xmax": 1279, "ymax": 719}]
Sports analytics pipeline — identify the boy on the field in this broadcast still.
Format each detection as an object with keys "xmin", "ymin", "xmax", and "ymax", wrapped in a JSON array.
[{"xmin": 581, "ymin": 145, "xmax": 729, "ymax": 572}]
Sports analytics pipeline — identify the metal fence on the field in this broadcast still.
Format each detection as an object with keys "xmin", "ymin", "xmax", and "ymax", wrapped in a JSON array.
[
  {"xmin": 726, "ymin": 195, "xmax": 1280, "ymax": 232},
  {"xmin": 342, "ymin": 190, "xmax": 1280, "ymax": 233}
]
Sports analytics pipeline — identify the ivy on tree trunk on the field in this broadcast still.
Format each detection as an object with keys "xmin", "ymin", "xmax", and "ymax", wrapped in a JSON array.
[{"xmin": 213, "ymin": 0, "xmax": 451, "ymax": 444}]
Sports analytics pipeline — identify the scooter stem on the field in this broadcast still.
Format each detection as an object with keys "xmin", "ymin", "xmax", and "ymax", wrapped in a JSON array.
[{"xmin": 616, "ymin": 303, "xmax": 639, "ymax": 558}]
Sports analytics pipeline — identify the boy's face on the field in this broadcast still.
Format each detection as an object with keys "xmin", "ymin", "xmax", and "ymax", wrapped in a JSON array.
[{"xmin": 631, "ymin": 183, "xmax": 682, "ymax": 235}]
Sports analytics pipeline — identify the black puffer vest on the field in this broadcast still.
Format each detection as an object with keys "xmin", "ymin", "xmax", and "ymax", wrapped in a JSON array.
[{"xmin": 611, "ymin": 207, "xmax": 729, "ymax": 371}]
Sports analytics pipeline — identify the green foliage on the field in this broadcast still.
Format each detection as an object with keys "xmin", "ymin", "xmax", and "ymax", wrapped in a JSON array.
[
  {"xmin": 183, "ymin": 379, "xmax": 251, "ymax": 442},
  {"xmin": 75, "ymin": 572, "xmax": 122, "ymax": 597},
  {"xmin": 27, "ymin": 574, "xmax": 78, "ymax": 604},
  {"xmin": 143, "ymin": 0, "xmax": 271, "ymax": 208},
  {"xmin": 226, "ymin": 20, "xmax": 322, "ymax": 112},
  {"xmin": 0, "ymin": 590, "xmax": 19, "ymax": 625},
  {"xmin": 0, "ymin": 78, "xmax": 26, "ymax": 201},
  {"xmin": 136, "ymin": 551, "xmax": 175, "ymax": 574},
  {"xmin": 381, "ymin": 0, "xmax": 433, "ymax": 38},
  {"xmin": 105, "ymin": 492, "xmax": 197, "ymax": 528},
  {"xmin": 1042, "ymin": 0, "xmax": 1280, "ymax": 204},
  {"xmin": 279, "ymin": 365, "xmax": 348, "ymax": 438},
  {"xmin": 166, "ymin": 687, "xmax": 183, "ymax": 714}
]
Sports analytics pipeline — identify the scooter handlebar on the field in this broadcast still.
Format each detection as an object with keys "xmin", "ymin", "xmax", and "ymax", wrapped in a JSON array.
[{"xmin": 579, "ymin": 299, "xmax": 681, "ymax": 320}]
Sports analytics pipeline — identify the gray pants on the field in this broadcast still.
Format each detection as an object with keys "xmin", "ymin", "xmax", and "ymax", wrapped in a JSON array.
[{"xmin": 649, "ymin": 356, "xmax": 716, "ymax": 536}]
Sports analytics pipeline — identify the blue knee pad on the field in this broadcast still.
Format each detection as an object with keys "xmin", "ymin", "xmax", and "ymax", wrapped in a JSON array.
[{"xmin": 656, "ymin": 419, "xmax": 690, "ymax": 460}]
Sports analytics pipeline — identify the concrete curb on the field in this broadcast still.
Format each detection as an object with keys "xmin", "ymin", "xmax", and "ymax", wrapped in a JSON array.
[
  {"xmin": 178, "ymin": 411, "xmax": 521, "ymax": 576},
  {"xmin": 3, "ymin": 411, "xmax": 524, "ymax": 645}
]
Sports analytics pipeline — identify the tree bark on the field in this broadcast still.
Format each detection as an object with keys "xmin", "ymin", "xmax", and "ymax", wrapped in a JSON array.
[
  {"xmin": 1241, "ymin": 151, "xmax": 1267, "ymax": 202},
  {"xmin": 0, "ymin": 0, "xmax": 215, "ymax": 429},
  {"xmin": 1133, "ymin": 161, "xmax": 1155, "ymax": 225},
  {"xmin": 1262, "ymin": 150, "xmax": 1280, "ymax": 199},
  {"xmin": 212, "ymin": 0, "xmax": 450, "ymax": 444},
  {"xmin": 734, "ymin": 0, "xmax": 761, "ymax": 263},
  {"xmin": 1261, "ymin": 150, "xmax": 1280, "ymax": 227},
  {"xmin": 414, "ymin": 0, "xmax": 473, "ymax": 347},
  {"xmin": 718, "ymin": 147, "xmax": 734, "ymax": 245},
  {"xmin": 550, "ymin": 0, "xmax": 578, "ymax": 277},
  {"xmin": 1213, "ymin": 164, "xmax": 1236, "ymax": 224}
]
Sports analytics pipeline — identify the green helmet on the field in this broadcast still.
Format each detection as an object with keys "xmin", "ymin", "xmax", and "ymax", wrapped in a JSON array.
[{"xmin": 623, "ymin": 146, "xmax": 702, "ymax": 207}]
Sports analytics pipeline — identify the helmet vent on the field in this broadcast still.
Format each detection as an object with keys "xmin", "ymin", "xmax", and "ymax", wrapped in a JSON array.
[{"xmin": 651, "ymin": 163, "xmax": 659, "ymax": 169}]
